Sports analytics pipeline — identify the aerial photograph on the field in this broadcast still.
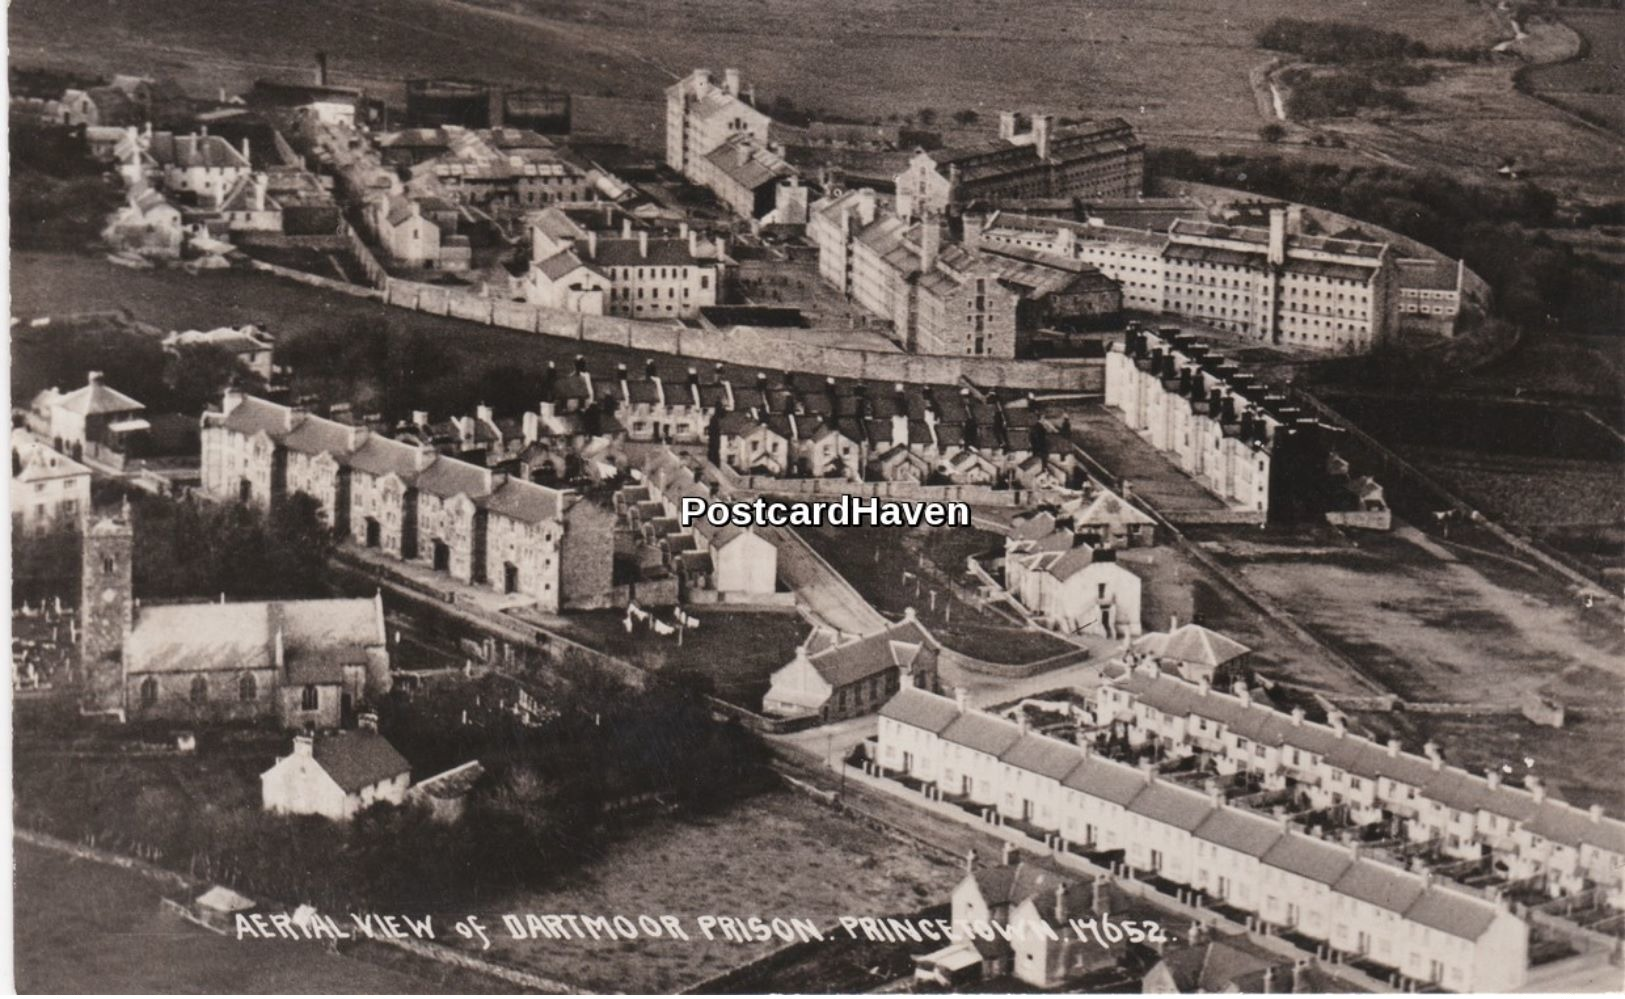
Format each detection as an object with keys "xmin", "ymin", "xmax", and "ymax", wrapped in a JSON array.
[{"xmin": 7, "ymin": 0, "xmax": 1624, "ymax": 993}]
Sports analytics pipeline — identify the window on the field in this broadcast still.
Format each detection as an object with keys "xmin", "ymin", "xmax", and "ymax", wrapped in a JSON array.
[
  {"xmin": 190, "ymin": 677, "xmax": 208, "ymax": 704},
  {"xmin": 302, "ymin": 685, "xmax": 320, "ymax": 711},
  {"xmin": 140, "ymin": 677, "xmax": 158, "ymax": 707},
  {"xmin": 239, "ymin": 675, "xmax": 257, "ymax": 702}
]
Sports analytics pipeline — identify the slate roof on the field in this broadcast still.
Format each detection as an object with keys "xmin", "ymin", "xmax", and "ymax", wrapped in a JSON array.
[
  {"xmin": 999, "ymin": 733, "xmax": 1085, "ymax": 781},
  {"xmin": 1060, "ymin": 755, "xmax": 1148, "ymax": 805},
  {"xmin": 485, "ymin": 478, "xmax": 564, "ymax": 524},
  {"xmin": 312, "ymin": 730, "xmax": 410, "ymax": 793},
  {"xmin": 53, "ymin": 378, "xmax": 145, "ymax": 416},
  {"xmin": 803, "ymin": 618, "xmax": 938, "ymax": 688},
  {"xmin": 1134, "ymin": 623, "xmax": 1249, "ymax": 668},
  {"xmin": 1193, "ymin": 807, "xmax": 1284, "ymax": 858},
  {"xmin": 1260, "ymin": 834, "xmax": 1353, "ymax": 885},
  {"xmin": 1335, "ymin": 857, "xmax": 1424, "ymax": 913},
  {"xmin": 1404, "ymin": 886, "xmax": 1500, "ymax": 941},
  {"xmin": 1126, "ymin": 780, "xmax": 1215, "ymax": 831},
  {"xmin": 879, "ymin": 687, "xmax": 961, "ymax": 734},
  {"xmin": 125, "ymin": 597, "xmax": 382, "ymax": 676}
]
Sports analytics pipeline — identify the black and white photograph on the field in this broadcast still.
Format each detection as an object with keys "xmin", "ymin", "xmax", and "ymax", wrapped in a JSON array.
[{"xmin": 6, "ymin": 0, "xmax": 1624, "ymax": 993}]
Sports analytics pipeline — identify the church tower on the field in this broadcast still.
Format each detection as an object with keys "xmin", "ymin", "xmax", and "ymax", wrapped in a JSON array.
[{"xmin": 80, "ymin": 498, "xmax": 134, "ymax": 718}]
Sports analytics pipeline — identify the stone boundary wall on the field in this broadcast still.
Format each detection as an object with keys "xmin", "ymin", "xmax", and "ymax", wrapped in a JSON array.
[
  {"xmin": 382, "ymin": 277, "xmax": 1102, "ymax": 392},
  {"xmin": 733, "ymin": 474, "xmax": 1037, "ymax": 507},
  {"xmin": 246, "ymin": 258, "xmax": 384, "ymax": 300}
]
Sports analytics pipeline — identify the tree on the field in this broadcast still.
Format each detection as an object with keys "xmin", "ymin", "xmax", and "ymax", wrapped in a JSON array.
[
  {"xmin": 1259, "ymin": 123, "xmax": 1287, "ymax": 143},
  {"xmin": 952, "ymin": 109, "xmax": 980, "ymax": 126},
  {"xmin": 916, "ymin": 108, "xmax": 937, "ymax": 126}
]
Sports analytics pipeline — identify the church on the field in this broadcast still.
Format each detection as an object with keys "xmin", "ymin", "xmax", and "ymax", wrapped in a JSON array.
[{"xmin": 79, "ymin": 501, "xmax": 392, "ymax": 727}]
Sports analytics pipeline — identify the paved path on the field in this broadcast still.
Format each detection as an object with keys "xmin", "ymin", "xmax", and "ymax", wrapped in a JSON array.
[{"xmin": 759, "ymin": 524, "xmax": 887, "ymax": 634}]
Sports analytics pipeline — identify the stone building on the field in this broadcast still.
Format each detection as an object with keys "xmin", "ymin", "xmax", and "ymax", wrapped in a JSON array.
[
  {"xmin": 877, "ymin": 686, "xmax": 1533, "ymax": 992},
  {"xmin": 895, "ymin": 113, "xmax": 1143, "ymax": 221},
  {"xmin": 810, "ymin": 192, "xmax": 1031, "ymax": 357},
  {"xmin": 201, "ymin": 391, "xmax": 613, "ymax": 612},
  {"xmin": 524, "ymin": 215, "xmax": 726, "ymax": 320},
  {"xmin": 969, "ymin": 209, "xmax": 1400, "ymax": 354},
  {"xmin": 763, "ymin": 614, "xmax": 940, "ymax": 721},
  {"xmin": 1105, "ymin": 327, "xmax": 1327, "ymax": 520},
  {"xmin": 12, "ymin": 434, "xmax": 91, "ymax": 536},
  {"xmin": 664, "ymin": 68, "xmax": 771, "ymax": 180},
  {"xmin": 261, "ymin": 727, "xmax": 410, "ymax": 822},
  {"xmin": 77, "ymin": 502, "xmax": 391, "ymax": 725}
]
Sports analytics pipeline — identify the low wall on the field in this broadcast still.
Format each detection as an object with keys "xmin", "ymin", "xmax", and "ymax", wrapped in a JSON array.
[
  {"xmin": 705, "ymin": 695, "xmax": 822, "ymax": 735},
  {"xmin": 381, "ymin": 277, "xmax": 1101, "ymax": 391},
  {"xmin": 735, "ymin": 475, "xmax": 1036, "ymax": 507},
  {"xmin": 247, "ymin": 258, "xmax": 384, "ymax": 300}
]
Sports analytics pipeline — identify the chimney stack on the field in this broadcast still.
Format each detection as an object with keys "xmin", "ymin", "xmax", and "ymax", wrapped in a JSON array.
[
  {"xmin": 1001, "ymin": 841, "xmax": 1016, "ymax": 866},
  {"xmin": 1268, "ymin": 208, "xmax": 1287, "ymax": 267},
  {"xmin": 254, "ymin": 173, "xmax": 267, "ymax": 212},
  {"xmin": 998, "ymin": 111, "xmax": 1018, "ymax": 142},
  {"xmin": 954, "ymin": 686, "xmax": 969, "ymax": 710},
  {"xmin": 1033, "ymin": 113, "xmax": 1054, "ymax": 160},
  {"xmin": 723, "ymin": 68, "xmax": 741, "ymax": 97},
  {"xmin": 920, "ymin": 215, "xmax": 941, "ymax": 273},
  {"xmin": 315, "ymin": 50, "xmax": 329, "ymax": 87},
  {"xmin": 242, "ymin": 137, "xmax": 251, "ymax": 163},
  {"xmin": 1054, "ymin": 883, "xmax": 1067, "ymax": 923},
  {"xmin": 293, "ymin": 733, "xmax": 314, "ymax": 756},
  {"xmin": 638, "ymin": 230, "xmax": 649, "ymax": 258}
]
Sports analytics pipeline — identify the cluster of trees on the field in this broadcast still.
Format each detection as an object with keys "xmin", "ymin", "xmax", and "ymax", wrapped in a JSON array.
[
  {"xmin": 1148, "ymin": 148, "xmax": 1625, "ymax": 334},
  {"xmin": 1258, "ymin": 18, "xmax": 1438, "ymax": 62},
  {"xmin": 276, "ymin": 317, "xmax": 545, "ymax": 425},
  {"xmin": 1279, "ymin": 67, "xmax": 1416, "ymax": 119},
  {"xmin": 13, "ymin": 322, "xmax": 266, "ymax": 419},
  {"xmin": 16, "ymin": 673, "xmax": 773, "ymax": 913}
]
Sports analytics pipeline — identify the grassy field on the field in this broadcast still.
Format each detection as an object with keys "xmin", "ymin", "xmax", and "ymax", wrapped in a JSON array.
[
  {"xmin": 1526, "ymin": 10, "xmax": 1625, "ymax": 133},
  {"xmin": 450, "ymin": 788, "xmax": 960, "ymax": 993},
  {"xmin": 541, "ymin": 607, "xmax": 812, "ymax": 708},
  {"xmin": 20, "ymin": 0, "xmax": 1617, "ymax": 198},
  {"xmin": 1194, "ymin": 525, "xmax": 1625, "ymax": 707},
  {"xmin": 12, "ymin": 840, "xmax": 486, "ymax": 993}
]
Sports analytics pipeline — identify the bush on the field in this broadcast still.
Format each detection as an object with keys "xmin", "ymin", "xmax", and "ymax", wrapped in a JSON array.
[
  {"xmin": 1259, "ymin": 123, "xmax": 1287, "ymax": 143},
  {"xmin": 1258, "ymin": 18, "xmax": 1429, "ymax": 62}
]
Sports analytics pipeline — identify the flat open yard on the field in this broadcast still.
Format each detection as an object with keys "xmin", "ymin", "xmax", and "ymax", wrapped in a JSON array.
[
  {"xmin": 451, "ymin": 788, "xmax": 961, "ymax": 994},
  {"xmin": 13, "ymin": 840, "xmax": 486, "ymax": 993},
  {"xmin": 1194, "ymin": 524, "xmax": 1625, "ymax": 707}
]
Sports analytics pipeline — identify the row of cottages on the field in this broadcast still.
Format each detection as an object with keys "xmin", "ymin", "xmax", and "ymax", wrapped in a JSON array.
[
  {"xmin": 370, "ymin": 193, "xmax": 471, "ymax": 271},
  {"xmin": 1105, "ymin": 326, "xmax": 1321, "ymax": 518},
  {"xmin": 621, "ymin": 448, "xmax": 778, "ymax": 597},
  {"xmin": 200, "ymin": 391, "xmax": 614, "ymax": 613},
  {"xmin": 809, "ymin": 191, "xmax": 1033, "ymax": 358},
  {"xmin": 918, "ymin": 852, "xmax": 1345, "ymax": 992},
  {"xmin": 762, "ymin": 613, "xmax": 940, "ymax": 722},
  {"xmin": 11, "ymin": 431, "xmax": 93, "ymax": 536},
  {"xmin": 895, "ymin": 112, "xmax": 1144, "ymax": 221},
  {"xmin": 1002, "ymin": 518, "xmax": 1143, "ymax": 638},
  {"xmin": 77, "ymin": 503, "xmax": 392, "ymax": 725},
  {"xmin": 1094, "ymin": 659, "xmax": 1625, "ymax": 902},
  {"xmin": 11, "ymin": 73, "xmax": 152, "ymax": 127},
  {"xmin": 966, "ymin": 208, "xmax": 1401, "ymax": 353},
  {"xmin": 523, "ymin": 207, "xmax": 727, "ymax": 320},
  {"xmin": 875, "ymin": 686, "xmax": 1530, "ymax": 991}
]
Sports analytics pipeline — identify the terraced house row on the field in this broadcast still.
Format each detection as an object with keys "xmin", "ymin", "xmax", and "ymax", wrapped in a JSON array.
[
  {"xmin": 1104, "ymin": 326, "xmax": 1325, "ymax": 519},
  {"xmin": 201, "ymin": 391, "xmax": 613, "ymax": 612},
  {"xmin": 876, "ymin": 687, "xmax": 1530, "ymax": 991},
  {"xmin": 1095, "ymin": 660, "xmax": 1625, "ymax": 902}
]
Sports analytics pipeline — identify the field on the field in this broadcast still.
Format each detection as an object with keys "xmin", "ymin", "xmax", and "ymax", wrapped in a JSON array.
[
  {"xmin": 18, "ymin": 0, "xmax": 1622, "ymax": 197},
  {"xmin": 540, "ymin": 607, "xmax": 812, "ymax": 708},
  {"xmin": 1193, "ymin": 524, "xmax": 1625, "ymax": 707},
  {"xmin": 449, "ymin": 789, "xmax": 960, "ymax": 993},
  {"xmin": 12, "ymin": 840, "xmax": 490, "ymax": 993},
  {"xmin": 1526, "ymin": 10, "xmax": 1625, "ymax": 133}
]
